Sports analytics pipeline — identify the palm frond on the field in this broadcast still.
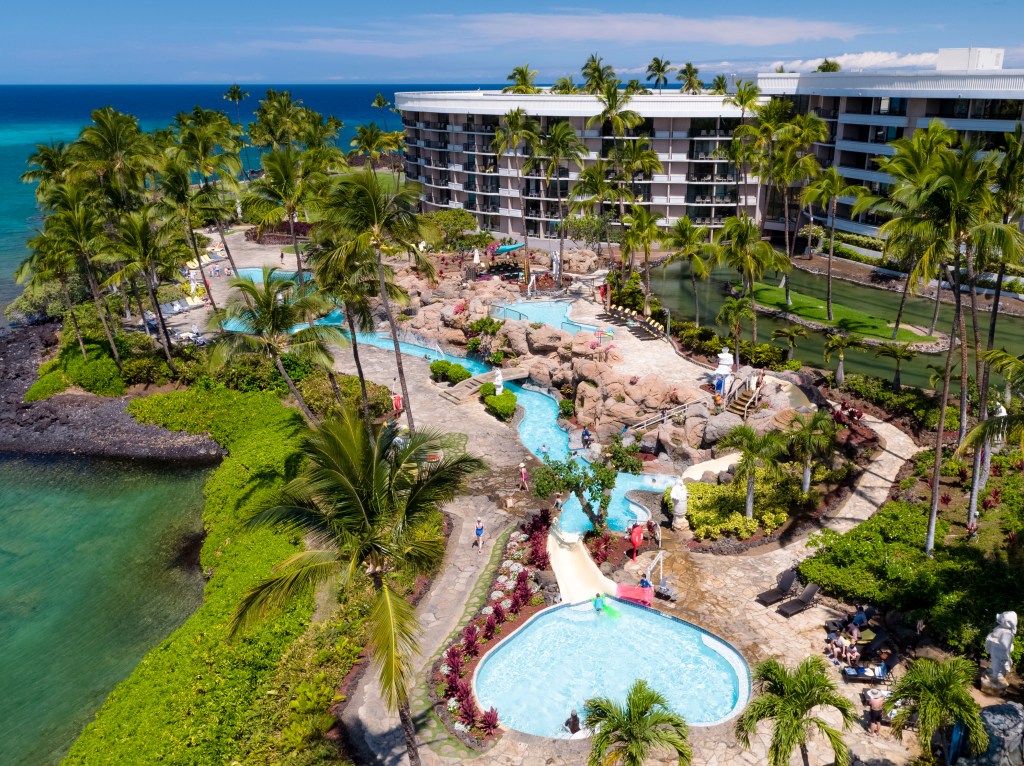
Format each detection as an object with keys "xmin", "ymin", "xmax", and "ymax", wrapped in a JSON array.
[
  {"xmin": 228, "ymin": 549, "xmax": 339, "ymax": 636},
  {"xmin": 367, "ymin": 583, "xmax": 420, "ymax": 712}
]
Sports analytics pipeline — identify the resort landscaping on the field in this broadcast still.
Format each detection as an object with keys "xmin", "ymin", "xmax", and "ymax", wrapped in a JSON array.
[{"xmin": 6, "ymin": 70, "xmax": 1024, "ymax": 766}]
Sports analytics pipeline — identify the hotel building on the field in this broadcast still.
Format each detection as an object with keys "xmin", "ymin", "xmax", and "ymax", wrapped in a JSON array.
[{"xmin": 395, "ymin": 49, "xmax": 1024, "ymax": 242}]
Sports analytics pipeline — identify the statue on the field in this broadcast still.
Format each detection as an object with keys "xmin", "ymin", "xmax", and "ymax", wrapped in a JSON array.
[
  {"xmin": 494, "ymin": 368, "xmax": 504, "ymax": 396},
  {"xmin": 669, "ymin": 481, "xmax": 689, "ymax": 532},
  {"xmin": 986, "ymin": 611, "xmax": 1018, "ymax": 687}
]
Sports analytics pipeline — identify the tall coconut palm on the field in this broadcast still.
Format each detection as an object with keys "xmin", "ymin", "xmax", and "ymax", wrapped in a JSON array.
[
  {"xmin": 676, "ymin": 63, "xmax": 702, "ymax": 94},
  {"xmin": 249, "ymin": 88, "xmax": 305, "ymax": 151},
  {"xmin": 887, "ymin": 658, "xmax": 988, "ymax": 760},
  {"xmin": 719, "ymin": 425, "xmax": 787, "ymax": 519},
  {"xmin": 736, "ymin": 656, "xmax": 856, "ymax": 766},
  {"xmin": 349, "ymin": 122, "xmax": 392, "ymax": 173},
  {"xmin": 72, "ymin": 107, "xmax": 157, "ymax": 210},
  {"xmin": 22, "ymin": 141, "xmax": 76, "ymax": 201},
  {"xmin": 308, "ymin": 235, "xmax": 406, "ymax": 431},
  {"xmin": 371, "ymin": 92, "xmax": 392, "ymax": 130},
  {"xmin": 725, "ymin": 80, "xmax": 762, "ymax": 124},
  {"xmin": 875, "ymin": 341, "xmax": 918, "ymax": 392},
  {"xmin": 587, "ymin": 84, "xmax": 642, "ymax": 226},
  {"xmin": 736, "ymin": 98, "xmax": 792, "ymax": 233},
  {"xmin": 771, "ymin": 146, "xmax": 821, "ymax": 305},
  {"xmin": 551, "ymin": 76, "xmax": 580, "ymax": 95},
  {"xmin": 242, "ymin": 148, "xmax": 326, "ymax": 283},
  {"xmin": 823, "ymin": 333, "xmax": 865, "ymax": 387},
  {"xmin": 716, "ymin": 213, "xmax": 787, "ymax": 343},
  {"xmin": 801, "ymin": 167, "xmax": 868, "ymax": 320},
  {"xmin": 569, "ymin": 159, "xmax": 628, "ymax": 264},
  {"xmin": 645, "ymin": 57, "xmax": 674, "ymax": 94},
  {"xmin": 320, "ymin": 170, "xmax": 432, "ymax": 431},
  {"xmin": 524, "ymin": 121, "xmax": 587, "ymax": 286},
  {"xmin": 229, "ymin": 407, "xmax": 485, "ymax": 766},
  {"xmin": 621, "ymin": 204, "xmax": 664, "ymax": 313},
  {"xmin": 17, "ymin": 228, "xmax": 89, "ymax": 361},
  {"xmin": 717, "ymin": 296, "xmax": 754, "ymax": 366},
  {"xmin": 503, "ymin": 64, "xmax": 540, "ymax": 94},
  {"xmin": 617, "ymin": 136, "xmax": 663, "ymax": 202},
  {"xmin": 787, "ymin": 410, "xmax": 836, "ymax": 493},
  {"xmin": 585, "ymin": 679, "xmax": 692, "ymax": 766},
  {"xmin": 491, "ymin": 107, "xmax": 540, "ymax": 251},
  {"xmin": 710, "ymin": 75, "xmax": 729, "ymax": 95},
  {"xmin": 662, "ymin": 216, "xmax": 712, "ymax": 327},
  {"xmin": 223, "ymin": 84, "xmax": 250, "ymax": 126},
  {"xmin": 771, "ymin": 325, "xmax": 807, "ymax": 361},
  {"xmin": 211, "ymin": 266, "xmax": 345, "ymax": 421},
  {"xmin": 108, "ymin": 206, "xmax": 191, "ymax": 371},
  {"xmin": 581, "ymin": 54, "xmax": 615, "ymax": 94}
]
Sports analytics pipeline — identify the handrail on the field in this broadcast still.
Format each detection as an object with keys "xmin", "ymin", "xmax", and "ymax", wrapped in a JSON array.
[
  {"xmin": 489, "ymin": 304, "xmax": 528, "ymax": 322},
  {"xmin": 631, "ymin": 400, "xmax": 704, "ymax": 432},
  {"xmin": 740, "ymin": 381, "xmax": 764, "ymax": 420}
]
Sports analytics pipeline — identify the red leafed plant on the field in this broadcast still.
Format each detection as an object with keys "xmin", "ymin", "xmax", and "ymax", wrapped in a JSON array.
[
  {"xmin": 492, "ymin": 601, "xmax": 507, "ymax": 623},
  {"xmin": 445, "ymin": 670, "xmax": 461, "ymax": 699},
  {"xmin": 991, "ymin": 463, "xmax": 1003, "ymax": 477},
  {"xmin": 483, "ymin": 612, "xmax": 499, "ymax": 640},
  {"xmin": 509, "ymin": 590, "xmax": 524, "ymax": 615},
  {"xmin": 462, "ymin": 624, "xmax": 480, "ymax": 657},
  {"xmin": 480, "ymin": 707, "xmax": 500, "ymax": 735},
  {"xmin": 454, "ymin": 679, "xmax": 472, "ymax": 703},
  {"xmin": 940, "ymin": 493, "xmax": 952, "ymax": 506},
  {"xmin": 458, "ymin": 695, "xmax": 478, "ymax": 725},
  {"xmin": 446, "ymin": 647, "xmax": 464, "ymax": 675},
  {"xmin": 531, "ymin": 550, "xmax": 550, "ymax": 570}
]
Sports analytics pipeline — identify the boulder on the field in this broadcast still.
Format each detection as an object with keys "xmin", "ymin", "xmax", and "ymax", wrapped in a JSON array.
[
  {"xmin": 703, "ymin": 412, "xmax": 744, "ymax": 445},
  {"xmin": 683, "ymin": 416, "xmax": 706, "ymax": 447},
  {"xmin": 701, "ymin": 470, "xmax": 719, "ymax": 484},
  {"xmin": 639, "ymin": 430, "xmax": 659, "ymax": 454},
  {"xmin": 563, "ymin": 249, "xmax": 598, "ymax": 274},
  {"xmin": 527, "ymin": 324, "xmax": 570, "ymax": 355},
  {"xmin": 717, "ymin": 471, "xmax": 734, "ymax": 485},
  {"xmin": 496, "ymin": 320, "xmax": 530, "ymax": 357},
  {"xmin": 439, "ymin": 328, "xmax": 467, "ymax": 346},
  {"xmin": 526, "ymin": 356, "xmax": 559, "ymax": 388},
  {"xmin": 956, "ymin": 703, "xmax": 1024, "ymax": 766}
]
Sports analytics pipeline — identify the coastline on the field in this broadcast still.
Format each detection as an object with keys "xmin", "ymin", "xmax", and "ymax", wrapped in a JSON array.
[{"xmin": 0, "ymin": 324, "xmax": 223, "ymax": 463}]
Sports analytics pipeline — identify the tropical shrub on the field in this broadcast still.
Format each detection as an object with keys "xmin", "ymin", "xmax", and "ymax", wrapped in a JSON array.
[
  {"xmin": 840, "ymin": 374, "xmax": 957, "ymax": 431},
  {"xmin": 672, "ymin": 320, "xmax": 795, "ymax": 371},
  {"xmin": 484, "ymin": 390, "xmax": 517, "ymax": 421},
  {"xmin": 479, "ymin": 382, "xmax": 496, "ymax": 398},
  {"xmin": 487, "ymin": 350, "xmax": 505, "ymax": 366},
  {"xmin": 558, "ymin": 398, "xmax": 575, "ymax": 419},
  {"xmin": 430, "ymin": 360, "xmax": 452, "ymax": 380},
  {"xmin": 120, "ymin": 356, "xmax": 173, "ymax": 386},
  {"xmin": 64, "ymin": 354, "xmax": 127, "ymax": 397},
  {"xmin": 606, "ymin": 435, "xmax": 642, "ymax": 474},
  {"xmin": 686, "ymin": 474, "xmax": 799, "ymax": 539},
  {"xmin": 447, "ymin": 364, "xmax": 472, "ymax": 384},
  {"xmin": 466, "ymin": 337, "xmax": 482, "ymax": 354},
  {"xmin": 24, "ymin": 370, "xmax": 69, "ymax": 401},
  {"xmin": 468, "ymin": 317, "xmax": 504, "ymax": 336}
]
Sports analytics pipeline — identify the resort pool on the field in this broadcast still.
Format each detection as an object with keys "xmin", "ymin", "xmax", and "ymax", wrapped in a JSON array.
[
  {"xmin": 494, "ymin": 300, "xmax": 597, "ymax": 334},
  {"xmin": 558, "ymin": 472, "xmax": 677, "ymax": 534},
  {"xmin": 236, "ymin": 267, "xmax": 312, "ymax": 282},
  {"xmin": 473, "ymin": 599, "xmax": 749, "ymax": 737}
]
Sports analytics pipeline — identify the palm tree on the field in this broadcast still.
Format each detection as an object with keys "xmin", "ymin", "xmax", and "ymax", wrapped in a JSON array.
[
  {"xmin": 736, "ymin": 656, "xmax": 856, "ymax": 766},
  {"xmin": 229, "ymin": 407, "xmax": 485, "ymax": 766},
  {"xmin": 623, "ymin": 79, "xmax": 651, "ymax": 96},
  {"xmin": 736, "ymin": 98, "xmax": 792, "ymax": 234},
  {"xmin": 717, "ymin": 296, "xmax": 754, "ymax": 366},
  {"xmin": 585, "ymin": 679, "xmax": 692, "ymax": 766},
  {"xmin": 371, "ymin": 92, "xmax": 392, "ymax": 130},
  {"xmin": 491, "ymin": 107, "xmax": 540, "ymax": 253},
  {"xmin": 771, "ymin": 325, "xmax": 807, "ymax": 361},
  {"xmin": 875, "ymin": 341, "xmax": 918, "ymax": 392},
  {"xmin": 801, "ymin": 168, "xmax": 867, "ymax": 321},
  {"xmin": 725, "ymin": 80, "xmax": 762, "ymax": 124},
  {"xmin": 815, "ymin": 59, "xmax": 841, "ymax": 72},
  {"xmin": 716, "ymin": 213, "xmax": 787, "ymax": 343},
  {"xmin": 823, "ymin": 333, "xmax": 865, "ymax": 387},
  {"xmin": 581, "ymin": 54, "xmax": 615, "ymax": 94},
  {"xmin": 617, "ymin": 137, "xmax": 663, "ymax": 200},
  {"xmin": 17, "ymin": 228, "xmax": 89, "ymax": 361},
  {"xmin": 787, "ymin": 411, "xmax": 836, "ymax": 493},
  {"xmin": 676, "ymin": 63, "xmax": 702, "ymax": 94},
  {"xmin": 621, "ymin": 204, "xmax": 664, "ymax": 313},
  {"xmin": 718, "ymin": 425, "xmax": 787, "ymax": 519},
  {"xmin": 503, "ymin": 64, "xmax": 539, "ymax": 94},
  {"xmin": 662, "ymin": 216, "xmax": 712, "ymax": 327},
  {"xmin": 242, "ymin": 149, "xmax": 325, "ymax": 283},
  {"xmin": 223, "ymin": 84, "xmax": 252, "ymax": 176},
  {"xmin": 710, "ymin": 75, "xmax": 729, "ymax": 95},
  {"xmin": 550, "ymin": 76, "xmax": 580, "ymax": 95},
  {"xmin": 211, "ymin": 266, "xmax": 345, "ymax": 421},
  {"xmin": 959, "ymin": 348, "xmax": 1024, "ymax": 452},
  {"xmin": 887, "ymin": 658, "xmax": 988, "ymax": 760},
  {"xmin": 308, "ymin": 236, "xmax": 405, "ymax": 431},
  {"xmin": 587, "ymin": 84, "xmax": 642, "ymax": 226},
  {"xmin": 72, "ymin": 107, "xmax": 157, "ymax": 210},
  {"xmin": 349, "ymin": 123, "xmax": 392, "ymax": 173},
  {"xmin": 21, "ymin": 141, "xmax": 75, "ymax": 201},
  {"xmin": 320, "ymin": 170, "xmax": 432, "ymax": 431},
  {"xmin": 524, "ymin": 121, "xmax": 587, "ymax": 286},
  {"xmin": 645, "ymin": 57, "xmax": 674, "ymax": 94}
]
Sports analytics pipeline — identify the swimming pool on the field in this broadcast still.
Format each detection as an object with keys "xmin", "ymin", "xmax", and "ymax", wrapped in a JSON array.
[
  {"xmin": 557, "ymin": 472, "xmax": 677, "ymax": 534},
  {"xmin": 236, "ymin": 267, "xmax": 313, "ymax": 283},
  {"xmin": 473, "ymin": 599, "xmax": 749, "ymax": 737},
  {"xmin": 494, "ymin": 300, "xmax": 598, "ymax": 335}
]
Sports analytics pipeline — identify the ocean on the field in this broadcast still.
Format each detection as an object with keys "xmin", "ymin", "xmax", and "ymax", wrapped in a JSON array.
[{"xmin": 0, "ymin": 83, "xmax": 492, "ymax": 320}]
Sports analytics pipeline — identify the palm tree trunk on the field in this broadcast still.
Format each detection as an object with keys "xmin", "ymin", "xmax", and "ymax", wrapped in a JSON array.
[
  {"xmin": 837, "ymin": 356, "xmax": 845, "ymax": 387},
  {"xmin": 214, "ymin": 220, "xmax": 240, "ymax": 276},
  {"xmin": 60, "ymin": 277, "xmax": 89, "ymax": 363},
  {"xmin": 800, "ymin": 744, "xmax": 811, "ymax": 766},
  {"xmin": 129, "ymin": 278, "xmax": 151, "ymax": 337},
  {"xmin": 345, "ymin": 311, "xmax": 374, "ymax": 432},
  {"xmin": 892, "ymin": 273, "xmax": 912, "ymax": 340},
  {"xmin": 928, "ymin": 270, "xmax": 944, "ymax": 337},
  {"xmin": 745, "ymin": 474, "xmax": 755, "ymax": 519},
  {"xmin": 750, "ymin": 289, "xmax": 758, "ymax": 345},
  {"xmin": 375, "ymin": 249, "xmax": 415, "ymax": 431},
  {"xmin": 397, "ymin": 697, "xmax": 423, "ymax": 766},
  {"xmin": 827, "ymin": 202, "xmax": 837, "ymax": 322},
  {"xmin": 556, "ymin": 183, "xmax": 566, "ymax": 288},
  {"xmin": 144, "ymin": 276, "xmax": 177, "ymax": 375},
  {"xmin": 964, "ymin": 248, "xmax": 983, "ymax": 388},
  {"xmin": 288, "ymin": 215, "xmax": 304, "ymax": 285},
  {"xmin": 270, "ymin": 348, "xmax": 316, "ymax": 421},
  {"xmin": 958, "ymin": 310, "xmax": 969, "ymax": 444},
  {"xmin": 974, "ymin": 258, "xmax": 1007, "ymax": 513},
  {"xmin": 927, "ymin": 253, "xmax": 962, "ymax": 556},
  {"xmin": 893, "ymin": 362, "xmax": 902, "ymax": 392},
  {"xmin": 691, "ymin": 269, "xmax": 700, "ymax": 328},
  {"xmin": 643, "ymin": 247, "xmax": 651, "ymax": 316},
  {"xmin": 802, "ymin": 457, "xmax": 812, "ymax": 494},
  {"xmin": 781, "ymin": 190, "xmax": 792, "ymax": 306},
  {"xmin": 83, "ymin": 264, "xmax": 122, "ymax": 369}
]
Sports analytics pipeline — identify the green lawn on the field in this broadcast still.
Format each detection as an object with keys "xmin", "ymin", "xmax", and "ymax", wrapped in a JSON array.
[{"xmin": 752, "ymin": 282, "xmax": 934, "ymax": 343}]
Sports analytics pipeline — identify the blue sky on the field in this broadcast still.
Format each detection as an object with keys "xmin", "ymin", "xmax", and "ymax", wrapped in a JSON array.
[{"xmin": 2, "ymin": 0, "xmax": 1021, "ymax": 83}]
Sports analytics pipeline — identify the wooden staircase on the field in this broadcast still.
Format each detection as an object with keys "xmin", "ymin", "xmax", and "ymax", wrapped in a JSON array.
[{"xmin": 726, "ymin": 389, "xmax": 755, "ymax": 417}]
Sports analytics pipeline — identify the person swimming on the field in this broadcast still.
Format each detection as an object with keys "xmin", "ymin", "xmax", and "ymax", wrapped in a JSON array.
[{"xmin": 593, "ymin": 593, "xmax": 605, "ymax": 612}]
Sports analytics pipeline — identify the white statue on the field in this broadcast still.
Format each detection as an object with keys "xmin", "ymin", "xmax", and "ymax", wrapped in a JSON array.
[
  {"xmin": 494, "ymin": 368, "xmax": 504, "ymax": 395},
  {"xmin": 669, "ymin": 481, "xmax": 689, "ymax": 531},
  {"xmin": 985, "ymin": 611, "xmax": 1018, "ymax": 686}
]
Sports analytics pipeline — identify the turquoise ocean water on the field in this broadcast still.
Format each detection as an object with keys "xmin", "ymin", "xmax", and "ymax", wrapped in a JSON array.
[{"xmin": 0, "ymin": 455, "xmax": 208, "ymax": 766}]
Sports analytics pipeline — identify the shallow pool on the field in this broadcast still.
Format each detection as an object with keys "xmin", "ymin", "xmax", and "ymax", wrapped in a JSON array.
[
  {"xmin": 558, "ymin": 472, "xmax": 677, "ymax": 534},
  {"xmin": 495, "ymin": 300, "xmax": 598, "ymax": 334},
  {"xmin": 236, "ymin": 267, "xmax": 312, "ymax": 283},
  {"xmin": 473, "ymin": 599, "xmax": 749, "ymax": 737}
]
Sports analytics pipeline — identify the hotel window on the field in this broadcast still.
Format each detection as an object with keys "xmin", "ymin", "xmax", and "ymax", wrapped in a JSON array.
[
  {"xmin": 876, "ymin": 97, "xmax": 907, "ymax": 116},
  {"xmin": 972, "ymin": 99, "xmax": 1023, "ymax": 120}
]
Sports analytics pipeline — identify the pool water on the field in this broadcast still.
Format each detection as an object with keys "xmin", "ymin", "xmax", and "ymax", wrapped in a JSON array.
[
  {"xmin": 558, "ymin": 472, "xmax": 677, "ymax": 534},
  {"xmin": 236, "ymin": 267, "xmax": 312, "ymax": 283},
  {"xmin": 496, "ymin": 300, "xmax": 598, "ymax": 334},
  {"xmin": 473, "ymin": 599, "xmax": 749, "ymax": 737}
]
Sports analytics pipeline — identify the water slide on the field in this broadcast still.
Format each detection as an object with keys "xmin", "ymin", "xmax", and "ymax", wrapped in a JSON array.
[{"xmin": 546, "ymin": 530, "xmax": 616, "ymax": 604}]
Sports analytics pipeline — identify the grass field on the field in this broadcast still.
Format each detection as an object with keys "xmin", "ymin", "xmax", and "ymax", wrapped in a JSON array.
[{"xmin": 752, "ymin": 283, "xmax": 934, "ymax": 343}]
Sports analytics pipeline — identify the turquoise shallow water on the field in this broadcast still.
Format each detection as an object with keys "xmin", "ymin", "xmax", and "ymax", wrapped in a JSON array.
[
  {"xmin": 473, "ymin": 598, "xmax": 748, "ymax": 736},
  {"xmin": 0, "ymin": 454, "xmax": 208, "ymax": 766}
]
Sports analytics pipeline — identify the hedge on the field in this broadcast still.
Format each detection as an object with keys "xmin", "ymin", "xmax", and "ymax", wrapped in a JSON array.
[
  {"xmin": 483, "ymin": 388, "xmax": 518, "ymax": 421},
  {"xmin": 840, "ymin": 373, "xmax": 958, "ymax": 432},
  {"xmin": 685, "ymin": 472, "xmax": 798, "ymax": 540},
  {"xmin": 65, "ymin": 389, "xmax": 314, "ymax": 765}
]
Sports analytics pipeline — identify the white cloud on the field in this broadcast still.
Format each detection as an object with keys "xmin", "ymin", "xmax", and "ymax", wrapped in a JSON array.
[{"xmin": 771, "ymin": 50, "xmax": 940, "ymax": 72}]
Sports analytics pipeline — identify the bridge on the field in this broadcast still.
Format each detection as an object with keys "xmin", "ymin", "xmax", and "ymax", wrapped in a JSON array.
[{"xmin": 440, "ymin": 367, "xmax": 530, "ymax": 403}]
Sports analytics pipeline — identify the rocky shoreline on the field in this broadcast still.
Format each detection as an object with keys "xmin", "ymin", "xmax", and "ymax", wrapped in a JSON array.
[{"xmin": 0, "ymin": 325, "xmax": 223, "ymax": 463}]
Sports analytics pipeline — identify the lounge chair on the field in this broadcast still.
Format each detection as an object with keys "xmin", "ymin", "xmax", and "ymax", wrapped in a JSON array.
[
  {"xmin": 842, "ymin": 655, "xmax": 901, "ymax": 685},
  {"xmin": 777, "ymin": 583, "xmax": 819, "ymax": 617},
  {"xmin": 756, "ymin": 569, "xmax": 797, "ymax": 606}
]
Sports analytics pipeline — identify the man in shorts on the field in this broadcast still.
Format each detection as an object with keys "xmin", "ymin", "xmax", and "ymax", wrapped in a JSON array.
[{"xmin": 866, "ymin": 689, "xmax": 885, "ymax": 736}]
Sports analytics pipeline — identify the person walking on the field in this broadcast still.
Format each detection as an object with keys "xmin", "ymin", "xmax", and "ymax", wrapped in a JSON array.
[
  {"xmin": 472, "ymin": 517, "xmax": 485, "ymax": 553},
  {"xmin": 518, "ymin": 462, "xmax": 529, "ymax": 491}
]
